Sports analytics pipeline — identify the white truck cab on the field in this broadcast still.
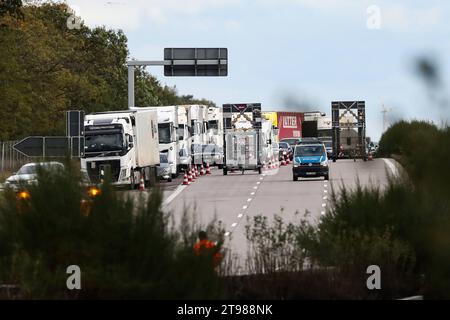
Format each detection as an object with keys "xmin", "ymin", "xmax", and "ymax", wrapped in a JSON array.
[{"xmin": 81, "ymin": 110, "xmax": 159, "ymax": 188}]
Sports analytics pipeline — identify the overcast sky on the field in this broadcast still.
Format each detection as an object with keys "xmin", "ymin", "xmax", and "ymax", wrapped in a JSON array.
[{"xmin": 65, "ymin": 0, "xmax": 450, "ymax": 141}]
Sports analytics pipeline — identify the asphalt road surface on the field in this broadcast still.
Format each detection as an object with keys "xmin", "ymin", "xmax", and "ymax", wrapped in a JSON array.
[{"xmin": 159, "ymin": 158, "xmax": 397, "ymax": 271}]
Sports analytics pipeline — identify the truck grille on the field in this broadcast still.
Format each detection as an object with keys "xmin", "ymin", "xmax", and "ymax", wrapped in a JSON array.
[{"xmin": 87, "ymin": 160, "xmax": 121, "ymax": 183}]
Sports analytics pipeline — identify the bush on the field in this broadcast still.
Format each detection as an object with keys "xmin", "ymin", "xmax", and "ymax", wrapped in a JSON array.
[{"xmin": 0, "ymin": 162, "xmax": 225, "ymax": 299}]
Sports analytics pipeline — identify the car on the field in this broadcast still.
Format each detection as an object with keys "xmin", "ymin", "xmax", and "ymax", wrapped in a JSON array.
[
  {"xmin": 5, "ymin": 162, "xmax": 65, "ymax": 190},
  {"xmin": 280, "ymin": 138, "xmax": 302, "ymax": 149},
  {"xmin": 157, "ymin": 153, "xmax": 174, "ymax": 182},
  {"xmin": 292, "ymin": 143, "xmax": 329, "ymax": 181},
  {"xmin": 278, "ymin": 141, "xmax": 293, "ymax": 160}
]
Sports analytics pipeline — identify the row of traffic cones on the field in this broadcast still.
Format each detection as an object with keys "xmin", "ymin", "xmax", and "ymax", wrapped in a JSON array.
[
  {"xmin": 183, "ymin": 163, "xmax": 211, "ymax": 185},
  {"xmin": 280, "ymin": 154, "xmax": 291, "ymax": 166}
]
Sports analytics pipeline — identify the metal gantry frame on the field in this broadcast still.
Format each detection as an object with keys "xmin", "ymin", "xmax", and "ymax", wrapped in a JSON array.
[{"xmin": 127, "ymin": 58, "xmax": 228, "ymax": 109}]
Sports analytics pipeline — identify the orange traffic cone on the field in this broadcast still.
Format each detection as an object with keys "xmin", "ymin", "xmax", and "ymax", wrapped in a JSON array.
[
  {"xmin": 200, "ymin": 164, "xmax": 205, "ymax": 175},
  {"xmin": 286, "ymin": 155, "xmax": 291, "ymax": 164},
  {"xmin": 206, "ymin": 163, "xmax": 211, "ymax": 174},
  {"xmin": 138, "ymin": 177, "xmax": 145, "ymax": 191},
  {"xmin": 195, "ymin": 165, "xmax": 199, "ymax": 177},
  {"xmin": 191, "ymin": 167, "xmax": 196, "ymax": 181},
  {"xmin": 281, "ymin": 155, "xmax": 286, "ymax": 166},
  {"xmin": 183, "ymin": 171, "xmax": 190, "ymax": 185}
]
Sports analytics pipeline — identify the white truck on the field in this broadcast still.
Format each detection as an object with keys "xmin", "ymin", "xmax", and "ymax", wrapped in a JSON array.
[
  {"xmin": 177, "ymin": 105, "xmax": 192, "ymax": 171},
  {"xmin": 131, "ymin": 106, "xmax": 180, "ymax": 178},
  {"xmin": 81, "ymin": 110, "xmax": 159, "ymax": 188},
  {"xmin": 222, "ymin": 103, "xmax": 269, "ymax": 175},
  {"xmin": 206, "ymin": 106, "xmax": 223, "ymax": 148}
]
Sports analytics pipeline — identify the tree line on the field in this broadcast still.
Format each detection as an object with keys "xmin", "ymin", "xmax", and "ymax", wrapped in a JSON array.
[{"xmin": 0, "ymin": 1, "xmax": 215, "ymax": 140}]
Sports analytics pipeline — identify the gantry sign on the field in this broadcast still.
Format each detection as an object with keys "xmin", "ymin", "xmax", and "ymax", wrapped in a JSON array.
[{"xmin": 127, "ymin": 48, "xmax": 228, "ymax": 109}]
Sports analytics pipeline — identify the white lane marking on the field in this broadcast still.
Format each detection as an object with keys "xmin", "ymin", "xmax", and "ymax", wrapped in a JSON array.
[
  {"xmin": 238, "ymin": 214, "xmax": 243, "ymax": 218},
  {"xmin": 247, "ymin": 198, "xmax": 252, "ymax": 202},
  {"xmin": 321, "ymin": 211, "xmax": 326, "ymax": 215},
  {"xmin": 322, "ymin": 203, "xmax": 327, "ymax": 207},
  {"xmin": 257, "ymin": 181, "xmax": 261, "ymax": 185},
  {"xmin": 242, "ymin": 205, "xmax": 248, "ymax": 210},
  {"xmin": 231, "ymin": 222, "xmax": 237, "ymax": 228},
  {"xmin": 383, "ymin": 158, "xmax": 399, "ymax": 177},
  {"xmin": 251, "ymin": 192, "xmax": 255, "ymax": 195},
  {"xmin": 324, "ymin": 190, "xmax": 328, "ymax": 193},
  {"xmin": 324, "ymin": 184, "xmax": 328, "ymax": 188},
  {"xmin": 253, "ymin": 186, "xmax": 258, "ymax": 190},
  {"xmin": 161, "ymin": 185, "xmax": 187, "ymax": 208},
  {"xmin": 323, "ymin": 196, "xmax": 328, "ymax": 200},
  {"xmin": 260, "ymin": 177, "xmax": 264, "ymax": 180},
  {"xmin": 224, "ymin": 232, "xmax": 230, "ymax": 237}
]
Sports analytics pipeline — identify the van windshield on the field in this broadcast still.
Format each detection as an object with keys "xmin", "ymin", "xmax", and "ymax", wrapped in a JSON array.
[{"xmin": 295, "ymin": 145, "xmax": 325, "ymax": 157}]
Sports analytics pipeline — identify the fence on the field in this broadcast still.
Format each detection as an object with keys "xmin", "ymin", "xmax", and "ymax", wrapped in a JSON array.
[{"xmin": 0, "ymin": 141, "xmax": 30, "ymax": 174}]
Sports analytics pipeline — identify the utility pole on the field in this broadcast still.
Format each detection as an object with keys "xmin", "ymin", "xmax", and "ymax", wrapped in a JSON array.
[{"xmin": 381, "ymin": 103, "xmax": 391, "ymax": 132}]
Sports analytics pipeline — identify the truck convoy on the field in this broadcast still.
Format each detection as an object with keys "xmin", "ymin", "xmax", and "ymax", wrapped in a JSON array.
[
  {"xmin": 81, "ymin": 110, "xmax": 160, "ymax": 188},
  {"xmin": 222, "ymin": 103, "xmax": 273, "ymax": 175},
  {"xmin": 331, "ymin": 101, "xmax": 367, "ymax": 162}
]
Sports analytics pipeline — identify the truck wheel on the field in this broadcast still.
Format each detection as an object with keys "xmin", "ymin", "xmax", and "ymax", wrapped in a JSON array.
[
  {"xmin": 293, "ymin": 175, "xmax": 298, "ymax": 181},
  {"xmin": 218, "ymin": 164, "xmax": 223, "ymax": 169},
  {"xmin": 324, "ymin": 174, "xmax": 329, "ymax": 181},
  {"xmin": 168, "ymin": 177, "xmax": 172, "ymax": 182},
  {"xmin": 223, "ymin": 167, "xmax": 228, "ymax": 176},
  {"xmin": 258, "ymin": 167, "xmax": 262, "ymax": 175}
]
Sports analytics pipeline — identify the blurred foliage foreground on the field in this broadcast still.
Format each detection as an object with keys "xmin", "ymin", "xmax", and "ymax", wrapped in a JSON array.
[{"xmin": 0, "ymin": 164, "xmax": 224, "ymax": 299}]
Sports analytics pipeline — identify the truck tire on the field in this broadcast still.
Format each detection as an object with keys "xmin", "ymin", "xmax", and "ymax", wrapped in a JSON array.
[
  {"xmin": 258, "ymin": 167, "xmax": 262, "ymax": 175},
  {"xmin": 223, "ymin": 167, "xmax": 228, "ymax": 176},
  {"xmin": 168, "ymin": 177, "xmax": 172, "ymax": 182},
  {"xmin": 293, "ymin": 175, "xmax": 298, "ymax": 181},
  {"xmin": 324, "ymin": 174, "xmax": 329, "ymax": 181}
]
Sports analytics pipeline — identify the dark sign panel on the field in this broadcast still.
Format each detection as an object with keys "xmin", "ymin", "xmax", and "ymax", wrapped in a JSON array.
[{"xmin": 164, "ymin": 48, "xmax": 228, "ymax": 76}]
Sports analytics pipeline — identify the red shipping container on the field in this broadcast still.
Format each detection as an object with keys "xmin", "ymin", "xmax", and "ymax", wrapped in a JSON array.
[{"xmin": 277, "ymin": 112, "xmax": 304, "ymax": 140}]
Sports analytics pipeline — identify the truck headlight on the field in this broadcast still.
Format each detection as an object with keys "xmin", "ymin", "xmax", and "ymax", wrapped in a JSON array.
[{"xmin": 321, "ymin": 161, "xmax": 328, "ymax": 167}]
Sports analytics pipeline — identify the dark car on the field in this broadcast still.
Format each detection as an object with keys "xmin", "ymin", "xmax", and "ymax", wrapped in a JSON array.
[
  {"xmin": 280, "ymin": 138, "xmax": 302, "ymax": 149},
  {"xmin": 278, "ymin": 141, "xmax": 293, "ymax": 160}
]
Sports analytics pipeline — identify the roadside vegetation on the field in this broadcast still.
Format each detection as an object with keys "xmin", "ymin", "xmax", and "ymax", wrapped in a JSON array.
[
  {"xmin": 0, "ymin": 1, "xmax": 215, "ymax": 141},
  {"xmin": 0, "ymin": 161, "xmax": 225, "ymax": 299}
]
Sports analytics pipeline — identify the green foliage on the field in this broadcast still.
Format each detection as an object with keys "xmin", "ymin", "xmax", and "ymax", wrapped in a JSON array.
[
  {"xmin": 0, "ymin": 2, "xmax": 215, "ymax": 140},
  {"xmin": 0, "ymin": 163, "xmax": 224, "ymax": 299}
]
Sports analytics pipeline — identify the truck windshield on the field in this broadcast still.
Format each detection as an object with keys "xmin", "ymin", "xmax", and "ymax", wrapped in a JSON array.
[
  {"xmin": 208, "ymin": 120, "xmax": 218, "ymax": 131},
  {"xmin": 159, "ymin": 153, "xmax": 168, "ymax": 163},
  {"xmin": 295, "ymin": 145, "xmax": 325, "ymax": 157},
  {"xmin": 158, "ymin": 123, "xmax": 171, "ymax": 144},
  {"xmin": 85, "ymin": 133, "xmax": 124, "ymax": 152}
]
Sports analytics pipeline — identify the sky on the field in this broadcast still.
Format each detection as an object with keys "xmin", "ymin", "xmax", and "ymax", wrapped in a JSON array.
[{"xmin": 65, "ymin": 0, "xmax": 450, "ymax": 141}]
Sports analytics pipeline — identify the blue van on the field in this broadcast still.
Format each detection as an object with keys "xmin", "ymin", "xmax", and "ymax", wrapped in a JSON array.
[{"xmin": 292, "ymin": 143, "xmax": 329, "ymax": 181}]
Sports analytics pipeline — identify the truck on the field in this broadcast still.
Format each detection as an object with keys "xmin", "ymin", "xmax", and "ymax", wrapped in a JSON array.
[
  {"xmin": 131, "ymin": 106, "xmax": 180, "ymax": 178},
  {"xmin": 81, "ymin": 110, "xmax": 159, "ymax": 188},
  {"xmin": 331, "ymin": 101, "xmax": 367, "ymax": 162},
  {"xmin": 206, "ymin": 106, "xmax": 223, "ymax": 148},
  {"xmin": 277, "ymin": 111, "xmax": 304, "ymax": 141},
  {"xmin": 222, "ymin": 103, "xmax": 268, "ymax": 175},
  {"xmin": 177, "ymin": 105, "xmax": 192, "ymax": 171}
]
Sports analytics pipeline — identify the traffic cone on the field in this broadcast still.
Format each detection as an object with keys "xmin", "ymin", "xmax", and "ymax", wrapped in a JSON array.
[
  {"xmin": 188, "ymin": 169, "xmax": 193, "ymax": 182},
  {"xmin": 183, "ymin": 171, "xmax": 190, "ymax": 185},
  {"xmin": 191, "ymin": 167, "xmax": 196, "ymax": 180},
  {"xmin": 195, "ymin": 165, "xmax": 199, "ymax": 178},
  {"xmin": 281, "ymin": 155, "xmax": 286, "ymax": 166},
  {"xmin": 206, "ymin": 163, "xmax": 211, "ymax": 174},
  {"xmin": 138, "ymin": 177, "xmax": 145, "ymax": 191},
  {"xmin": 200, "ymin": 164, "xmax": 205, "ymax": 175},
  {"xmin": 286, "ymin": 155, "xmax": 291, "ymax": 164}
]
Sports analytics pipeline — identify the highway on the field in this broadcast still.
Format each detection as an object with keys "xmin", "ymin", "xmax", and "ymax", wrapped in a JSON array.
[{"xmin": 159, "ymin": 158, "xmax": 396, "ymax": 270}]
